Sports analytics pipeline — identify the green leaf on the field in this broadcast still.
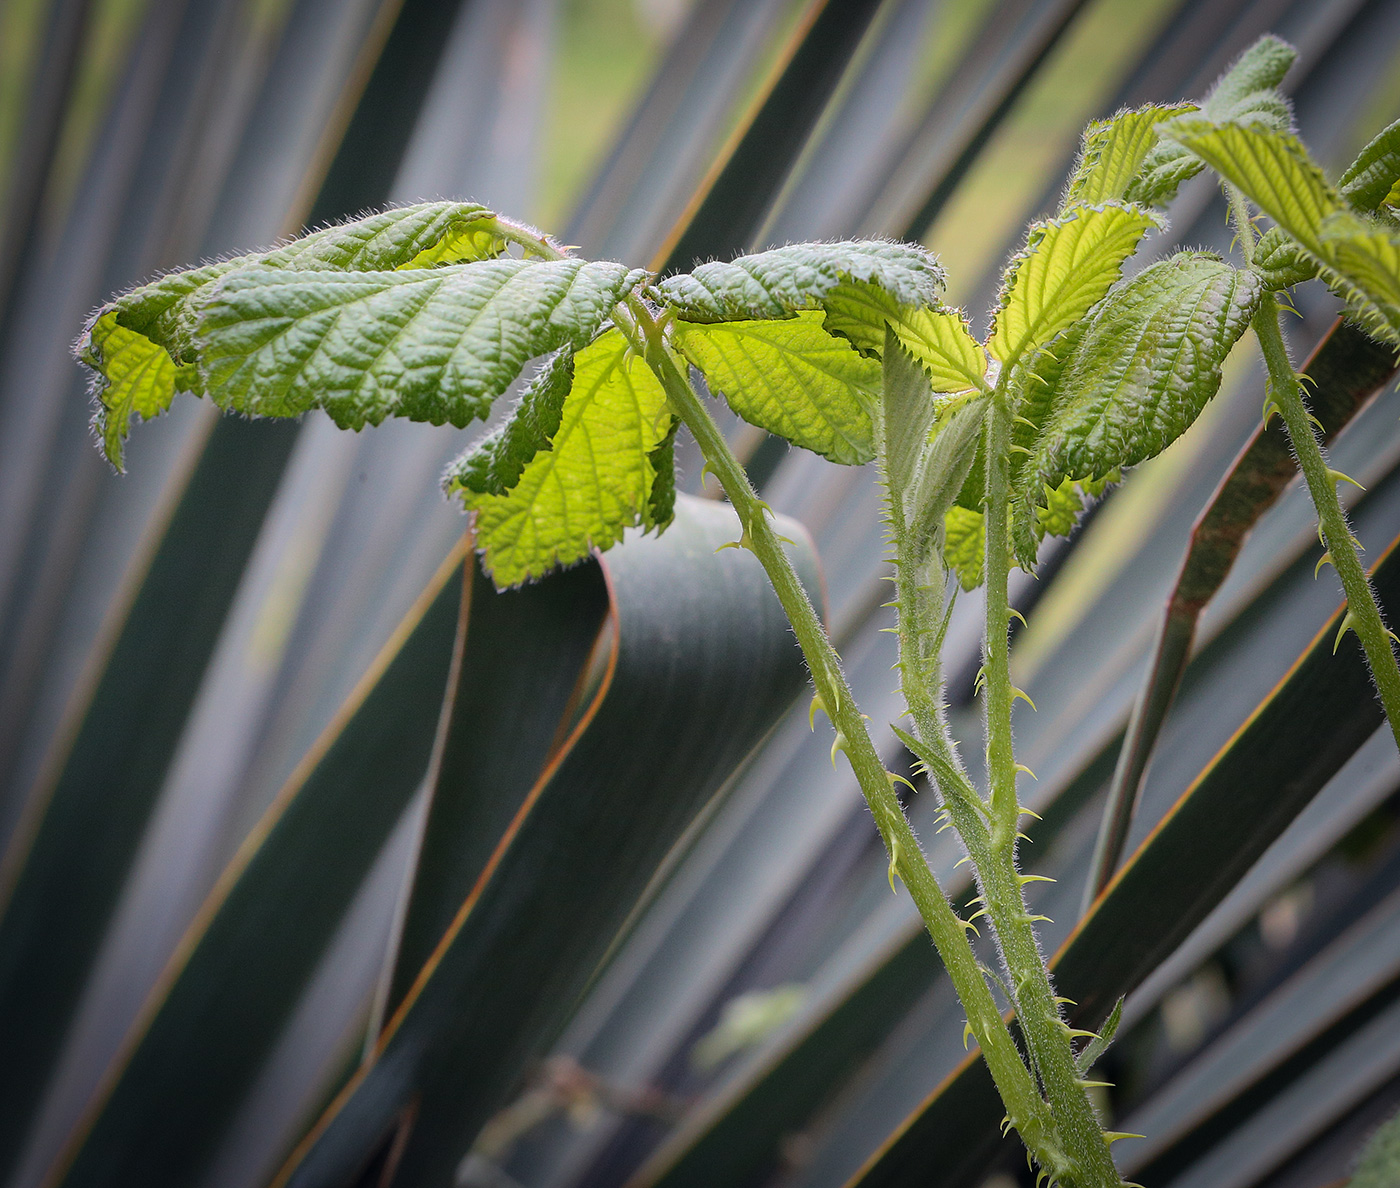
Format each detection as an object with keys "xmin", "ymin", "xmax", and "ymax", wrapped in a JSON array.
[
  {"xmin": 944, "ymin": 506, "xmax": 984, "ymax": 591},
  {"xmin": 672, "ymin": 312, "xmax": 879, "ymax": 465},
  {"xmin": 1352, "ymin": 1103, "xmax": 1400, "ymax": 1188},
  {"xmin": 80, "ymin": 202, "xmax": 514, "ymax": 466},
  {"xmin": 987, "ymin": 202, "xmax": 1157, "ymax": 365},
  {"xmin": 1340, "ymin": 117, "xmax": 1400, "ymax": 214},
  {"xmin": 451, "ymin": 327, "xmax": 673, "ymax": 587},
  {"xmin": 656, "ymin": 240, "xmax": 944, "ymax": 323},
  {"xmin": 879, "ymin": 329, "xmax": 938, "ymax": 513},
  {"xmin": 822, "ymin": 282, "xmax": 986, "ymax": 393},
  {"xmin": 1318, "ymin": 209, "xmax": 1400, "ymax": 344},
  {"xmin": 192, "ymin": 258, "xmax": 646, "ymax": 429},
  {"xmin": 1015, "ymin": 254, "xmax": 1260, "ymax": 542},
  {"xmin": 1063, "ymin": 104, "xmax": 1196, "ymax": 208},
  {"xmin": 1163, "ymin": 118, "xmax": 1339, "ymax": 257},
  {"xmin": 1035, "ymin": 476, "xmax": 1083, "ymax": 539},
  {"xmin": 1073, "ymin": 996, "xmax": 1123, "ymax": 1075},
  {"xmin": 445, "ymin": 348, "xmax": 575, "ymax": 497},
  {"xmin": 907, "ymin": 398, "xmax": 988, "ymax": 553},
  {"xmin": 1253, "ymin": 224, "xmax": 1318, "ymax": 289},
  {"xmin": 1125, "ymin": 35, "xmax": 1296, "ymax": 208}
]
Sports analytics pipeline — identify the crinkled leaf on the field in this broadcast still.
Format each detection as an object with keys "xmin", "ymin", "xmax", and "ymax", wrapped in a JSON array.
[
  {"xmin": 822, "ymin": 282, "xmax": 986, "ymax": 393},
  {"xmin": 1254, "ymin": 224, "xmax": 1318, "ymax": 289},
  {"xmin": 1126, "ymin": 35, "xmax": 1296, "ymax": 207},
  {"xmin": 1063, "ymin": 104, "xmax": 1195, "ymax": 208},
  {"xmin": 672, "ymin": 312, "xmax": 879, "ymax": 465},
  {"xmin": 943, "ymin": 506, "xmax": 984, "ymax": 591},
  {"xmin": 451, "ymin": 328, "xmax": 673, "ymax": 587},
  {"xmin": 1014, "ymin": 254, "xmax": 1261, "ymax": 556},
  {"xmin": 987, "ymin": 202, "xmax": 1157, "ymax": 364},
  {"xmin": 657, "ymin": 241, "xmax": 943, "ymax": 323},
  {"xmin": 443, "ymin": 348, "xmax": 575, "ymax": 497},
  {"xmin": 81, "ymin": 202, "xmax": 513, "ymax": 466},
  {"xmin": 1340, "ymin": 117, "xmax": 1400, "ymax": 214},
  {"xmin": 1318, "ymin": 210, "xmax": 1400, "ymax": 345},
  {"xmin": 192, "ymin": 259, "xmax": 647, "ymax": 430},
  {"xmin": 1163, "ymin": 118, "xmax": 1338, "ymax": 257}
]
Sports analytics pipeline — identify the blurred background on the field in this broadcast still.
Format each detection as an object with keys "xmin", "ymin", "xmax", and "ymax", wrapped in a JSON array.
[{"xmin": 4, "ymin": 1, "xmax": 1400, "ymax": 1186}]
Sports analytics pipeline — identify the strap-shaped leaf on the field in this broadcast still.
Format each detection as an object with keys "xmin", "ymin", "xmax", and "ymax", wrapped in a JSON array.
[
  {"xmin": 1163, "ymin": 117, "xmax": 1339, "ymax": 256},
  {"xmin": 672, "ymin": 312, "xmax": 879, "ymax": 465},
  {"xmin": 1126, "ymin": 35, "xmax": 1296, "ymax": 208},
  {"xmin": 1340, "ymin": 117, "xmax": 1400, "ymax": 214},
  {"xmin": 451, "ymin": 327, "xmax": 673, "ymax": 587},
  {"xmin": 1015, "ymin": 254, "xmax": 1261, "ymax": 543},
  {"xmin": 823, "ymin": 282, "xmax": 986, "ymax": 393},
  {"xmin": 1063, "ymin": 104, "xmax": 1195, "ymax": 208},
  {"xmin": 192, "ymin": 259, "xmax": 646, "ymax": 429},
  {"xmin": 987, "ymin": 202, "xmax": 1157, "ymax": 364},
  {"xmin": 80, "ymin": 202, "xmax": 514, "ymax": 467},
  {"xmin": 656, "ymin": 240, "xmax": 943, "ymax": 322}
]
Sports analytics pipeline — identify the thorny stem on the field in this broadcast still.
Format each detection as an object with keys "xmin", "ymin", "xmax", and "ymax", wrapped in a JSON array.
[
  {"xmin": 976, "ymin": 392, "xmax": 1124, "ymax": 1188},
  {"xmin": 1228, "ymin": 189, "xmax": 1400, "ymax": 749},
  {"xmin": 622, "ymin": 297, "xmax": 1066, "ymax": 1175}
]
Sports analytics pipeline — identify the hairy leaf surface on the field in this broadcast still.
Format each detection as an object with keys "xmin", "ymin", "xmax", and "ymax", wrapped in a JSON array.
[
  {"xmin": 192, "ymin": 259, "xmax": 646, "ymax": 429},
  {"xmin": 656, "ymin": 241, "xmax": 943, "ymax": 322},
  {"xmin": 1064, "ymin": 104, "xmax": 1195, "ymax": 208},
  {"xmin": 1253, "ymin": 225, "xmax": 1318, "ymax": 289},
  {"xmin": 674, "ymin": 312, "xmax": 878, "ymax": 465},
  {"xmin": 1127, "ymin": 35, "xmax": 1296, "ymax": 208},
  {"xmin": 987, "ymin": 203, "xmax": 1157, "ymax": 364},
  {"xmin": 880, "ymin": 331, "xmax": 937, "ymax": 515},
  {"xmin": 81, "ymin": 202, "xmax": 513, "ymax": 466},
  {"xmin": 824, "ymin": 282, "xmax": 986, "ymax": 392},
  {"xmin": 1340, "ymin": 118, "xmax": 1400, "ymax": 214},
  {"xmin": 1319, "ymin": 211, "xmax": 1400, "ymax": 343},
  {"xmin": 907, "ymin": 398, "xmax": 987, "ymax": 551},
  {"xmin": 452, "ymin": 328, "xmax": 673, "ymax": 586},
  {"xmin": 1015, "ymin": 254, "xmax": 1260, "ymax": 545}
]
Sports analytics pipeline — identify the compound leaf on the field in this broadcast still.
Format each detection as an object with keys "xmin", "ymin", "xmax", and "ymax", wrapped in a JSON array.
[
  {"xmin": 1015, "ymin": 253, "xmax": 1260, "ymax": 542},
  {"xmin": 452, "ymin": 328, "xmax": 673, "ymax": 587},
  {"xmin": 1339, "ymin": 117, "xmax": 1400, "ymax": 215},
  {"xmin": 1126, "ymin": 35, "xmax": 1296, "ymax": 208},
  {"xmin": 822, "ymin": 282, "xmax": 986, "ymax": 393},
  {"xmin": 672, "ymin": 312, "xmax": 879, "ymax": 465},
  {"xmin": 191, "ymin": 258, "xmax": 646, "ymax": 429},
  {"xmin": 80, "ymin": 202, "xmax": 516, "ymax": 467},
  {"xmin": 944, "ymin": 506, "xmax": 984, "ymax": 591},
  {"xmin": 656, "ymin": 241, "xmax": 943, "ymax": 323},
  {"xmin": 1064, "ymin": 104, "xmax": 1196, "ymax": 208},
  {"xmin": 987, "ymin": 203, "xmax": 1157, "ymax": 364}
]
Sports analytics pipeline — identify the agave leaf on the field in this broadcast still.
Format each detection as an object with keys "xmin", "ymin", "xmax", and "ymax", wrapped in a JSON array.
[
  {"xmin": 191, "ymin": 259, "xmax": 647, "ymax": 430},
  {"xmin": 1012, "ymin": 253, "xmax": 1261, "ymax": 564},
  {"xmin": 986, "ymin": 202, "xmax": 1157, "ymax": 365},
  {"xmin": 448, "ymin": 327, "xmax": 674, "ymax": 588},
  {"xmin": 272, "ymin": 498, "xmax": 821, "ymax": 1188},
  {"xmin": 1063, "ymin": 104, "xmax": 1196, "ymax": 209},
  {"xmin": 656, "ymin": 241, "xmax": 944, "ymax": 323},
  {"xmin": 673, "ymin": 312, "xmax": 880, "ymax": 466},
  {"xmin": 78, "ymin": 202, "xmax": 512, "ymax": 468}
]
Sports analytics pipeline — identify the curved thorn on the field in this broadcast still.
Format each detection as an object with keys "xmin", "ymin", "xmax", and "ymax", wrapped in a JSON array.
[
  {"xmin": 1011, "ymin": 687, "xmax": 1037, "ymax": 710},
  {"xmin": 1315, "ymin": 551, "xmax": 1333, "ymax": 579},
  {"xmin": 1328, "ymin": 467, "xmax": 1366, "ymax": 490},
  {"xmin": 1014, "ymin": 763, "xmax": 1038, "ymax": 780},
  {"xmin": 809, "ymin": 693, "xmax": 826, "ymax": 731},
  {"xmin": 1335, "ymin": 610, "xmax": 1357, "ymax": 654}
]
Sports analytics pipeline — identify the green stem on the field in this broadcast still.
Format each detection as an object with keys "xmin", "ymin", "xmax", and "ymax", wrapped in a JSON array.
[
  {"xmin": 1226, "ymin": 187, "xmax": 1400, "ymax": 750},
  {"xmin": 977, "ymin": 392, "xmax": 1125, "ymax": 1188},
  {"xmin": 626, "ymin": 300, "xmax": 1063, "ymax": 1170},
  {"xmin": 1254, "ymin": 294, "xmax": 1400, "ymax": 747}
]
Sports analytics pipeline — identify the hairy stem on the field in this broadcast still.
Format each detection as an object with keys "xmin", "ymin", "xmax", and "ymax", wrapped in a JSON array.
[
  {"xmin": 1226, "ymin": 187, "xmax": 1400, "ymax": 749},
  {"xmin": 977, "ymin": 392, "xmax": 1125, "ymax": 1188},
  {"xmin": 1254, "ymin": 295, "xmax": 1400, "ymax": 746},
  {"xmin": 626, "ymin": 300, "xmax": 1064, "ymax": 1170}
]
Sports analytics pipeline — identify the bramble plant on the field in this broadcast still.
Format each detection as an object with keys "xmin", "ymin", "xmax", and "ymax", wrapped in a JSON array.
[{"xmin": 75, "ymin": 35, "xmax": 1400, "ymax": 1188}]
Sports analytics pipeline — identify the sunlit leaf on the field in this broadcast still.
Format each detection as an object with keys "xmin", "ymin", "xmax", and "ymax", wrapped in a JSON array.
[
  {"xmin": 944, "ymin": 505, "xmax": 984, "ymax": 591},
  {"xmin": 1340, "ymin": 117, "xmax": 1400, "ymax": 215},
  {"xmin": 673, "ymin": 312, "xmax": 879, "ymax": 465},
  {"xmin": 1063, "ymin": 104, "xmax": 1195, "ymax": 208}
]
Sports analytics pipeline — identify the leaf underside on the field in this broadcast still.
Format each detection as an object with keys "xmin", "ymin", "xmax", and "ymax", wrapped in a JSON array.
[
  {"xmin": 450, "ymin": 328, "xmax": 673, "ymax": 588},
  {"xmin": 673, "ymin": 312, "xmax": 880, "ymax": 466}
]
